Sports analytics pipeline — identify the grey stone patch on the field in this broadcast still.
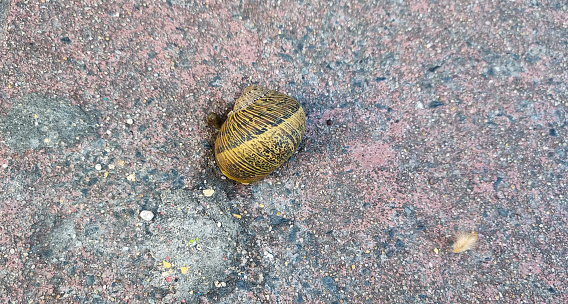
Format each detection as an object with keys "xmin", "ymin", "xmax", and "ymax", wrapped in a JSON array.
[
  {"xmin": 37, "ymin": 217, "xmax": 77, "ymax": 262},
  {"xmin": 215, "ymin": 289, "xmax": 263, "ymax": 304},
  {"xmin": 49, "ymin": 217, "xmax": 77, "ymax": 252},
  {"xmin": 27, "ymin": 213, "xmax": 80, "ymax": 264},
  {"xmin": 144, "ymin": 189, "xmax": 240, "ymax": 303},
  {"xmin": 27, "ymin": 212, "xmax": 58, "ymax": 260},
  {"xmin": 0, "ymin": 0, "xmax": 10, "ymax": 42},
  {"xmin": 524, "ymin": 44, "xmax": 546, "ymax": 64},
  {"xmin": 0, "ymin": 95, "xmax": 97, "ymax": 152},
  {"xmin": 482, "ymin": 52, "xmax": 525, "ymax": 78},
  {"xmin": 251, "ymin": 181, "xmax": 302, "ymax": 214}
]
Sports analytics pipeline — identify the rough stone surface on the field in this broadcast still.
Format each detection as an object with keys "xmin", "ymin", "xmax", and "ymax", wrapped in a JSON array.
[
  {"xmin": 0, "ymin": 95, "xmax": 97, "ymax": 152},
  {"xmin": 0, "ymin": 0, "xmax": 9, "ymax": 41},
  {"xmin": 145, "ymin": 190, "xmax": 240, "ymax": 303},
  {"xmin": 0, "ymin": 0, "xmax": 567, "ymax": 303}
]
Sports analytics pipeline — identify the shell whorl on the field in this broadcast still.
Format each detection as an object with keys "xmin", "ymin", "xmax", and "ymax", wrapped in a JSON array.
[
  {"xmin": 214, "ymin": 85, "xmax": 305, "ymax": 184},
  {"xmin": 232, "ymin": 85, "xmax": 270, "ymax": 113}
]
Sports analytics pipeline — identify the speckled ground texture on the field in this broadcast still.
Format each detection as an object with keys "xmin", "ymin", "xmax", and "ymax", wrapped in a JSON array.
[{"xmin": 0, "ymin": 0, "xmax": 567, "ymax": 303}]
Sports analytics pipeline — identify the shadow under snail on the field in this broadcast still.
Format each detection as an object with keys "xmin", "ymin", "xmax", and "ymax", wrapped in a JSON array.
[{"xmin": 209, "ymin": 85, "xmax": 306, "ymax": 184}]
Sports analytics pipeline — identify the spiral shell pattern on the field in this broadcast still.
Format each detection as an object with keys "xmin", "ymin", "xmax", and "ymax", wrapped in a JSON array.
[{"xmin": 214, "ymin": 85, "xmax": 305, "ymax": 184}]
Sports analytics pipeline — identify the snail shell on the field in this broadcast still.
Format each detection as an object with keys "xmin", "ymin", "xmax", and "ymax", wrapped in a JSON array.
[{"xmin": 214, "ymin": 85, "xmax": 306, "ymax": 184}]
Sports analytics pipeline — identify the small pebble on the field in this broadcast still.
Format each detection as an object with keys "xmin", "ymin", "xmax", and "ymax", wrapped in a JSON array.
[
  {"xmin": 95, "ymin": 164, "xmax": 102, "ymax": 170},
  {"xmin": 140, "ymin": 210, "xmax": 154, "ymax": 221},
  {"xmin": 126, "ymin": 118, "xmax": 133, "ymax": 125},
  {"xmin": 203, "ymin": 189, "xmax": 215, "ymax": 197},
  {"xmin": 214, "ymin": 281, "xmax": 227, "ymax": 287}
]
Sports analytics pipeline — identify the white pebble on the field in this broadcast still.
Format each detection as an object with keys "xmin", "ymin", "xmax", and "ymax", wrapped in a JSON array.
[
  {"xmin": 126, "ymin": 118, "xmax": 133, "ymax": 125},
  {"xmin": 140, "ymin": 210, "xmax": 154, "ymax": 221},
  {"xmin": 95, "ymin": 164, "xmax": 102, "ymax": 170}
]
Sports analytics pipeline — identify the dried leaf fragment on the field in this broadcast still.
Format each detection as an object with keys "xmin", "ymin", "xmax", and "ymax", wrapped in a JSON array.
[{"xmin": 452, "ymin": 231, "xmax": 478, "ymax": 253}]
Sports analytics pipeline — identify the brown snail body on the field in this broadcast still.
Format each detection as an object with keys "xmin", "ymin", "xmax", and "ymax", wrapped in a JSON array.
[{"xmin": 214, "ymin": 85, "xmax": 305, "ymax": 184}]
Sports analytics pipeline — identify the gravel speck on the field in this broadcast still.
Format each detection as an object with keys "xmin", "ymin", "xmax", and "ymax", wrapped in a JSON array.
[
  {"xmin": 203, "ymin": 189, "xmax": 215, "ymax": 197},
  {"xmin": 140, "ymin": 210, "xmax": 154, "ymax": 221}
]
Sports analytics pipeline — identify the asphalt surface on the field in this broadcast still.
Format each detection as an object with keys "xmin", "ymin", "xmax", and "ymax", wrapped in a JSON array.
[{"xmin": 0, "ymin": 0, "xmax": 567, "ymax": 303}]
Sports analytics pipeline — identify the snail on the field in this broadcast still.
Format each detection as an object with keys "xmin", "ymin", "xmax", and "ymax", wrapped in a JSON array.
[{"xmin": 211, "ymin": 85, "xmax": 305, "ymax": 184}]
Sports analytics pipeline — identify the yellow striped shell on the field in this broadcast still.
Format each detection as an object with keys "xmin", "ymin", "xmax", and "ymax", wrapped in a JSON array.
[{"xmin": 214, "ymin": 85, "xmax": 306, "ymax": 184}]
